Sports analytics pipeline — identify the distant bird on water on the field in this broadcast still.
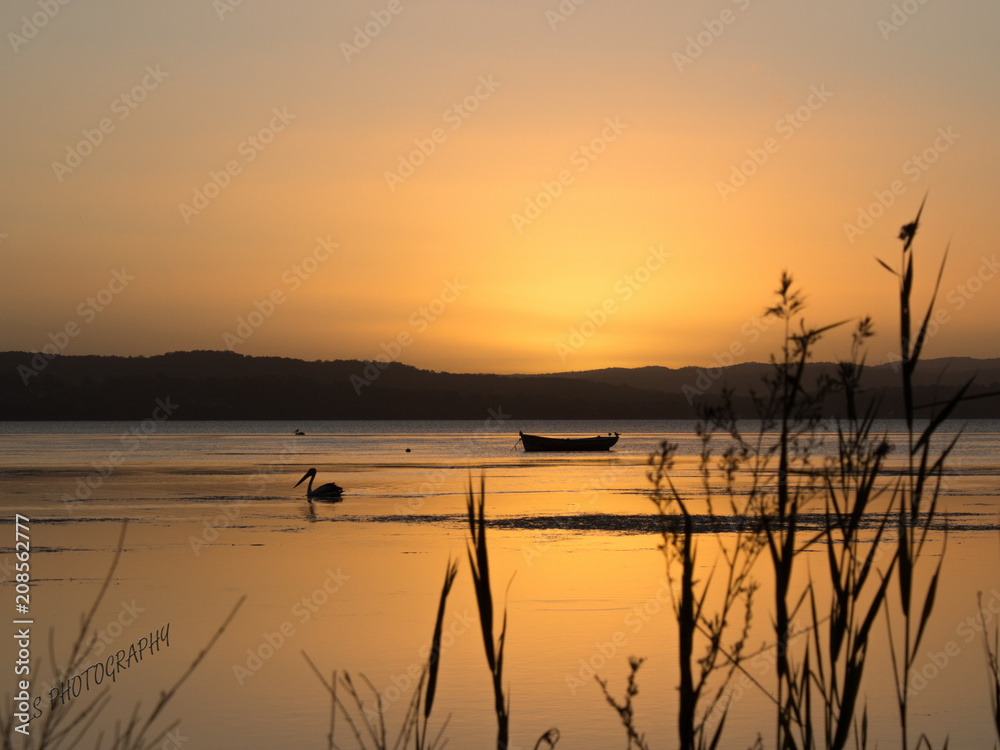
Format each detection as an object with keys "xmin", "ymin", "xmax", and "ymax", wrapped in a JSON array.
[
  {"xmin": 295, "ymin": 468, "xmax": 343, "ymax": 502},
  {"xmin": 293, "ymin": 429, "xmax": 305, "ymax": 436}
]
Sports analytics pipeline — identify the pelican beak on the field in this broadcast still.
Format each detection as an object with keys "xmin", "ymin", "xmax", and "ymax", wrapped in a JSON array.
[{"xmin": 294, "ymin": 473, "xmax": 309, "ymax": 488}]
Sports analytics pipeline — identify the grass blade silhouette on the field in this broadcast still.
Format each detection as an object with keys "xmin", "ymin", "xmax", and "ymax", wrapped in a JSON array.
[{"xmin": 466, "ymin": 476, "xmax": 512, "ymax": 750}]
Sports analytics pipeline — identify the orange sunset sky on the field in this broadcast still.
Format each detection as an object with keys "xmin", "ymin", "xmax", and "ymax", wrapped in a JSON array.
[{"xmin": 2, "ymin": 0, "xmax": 998, "ymax": 374}]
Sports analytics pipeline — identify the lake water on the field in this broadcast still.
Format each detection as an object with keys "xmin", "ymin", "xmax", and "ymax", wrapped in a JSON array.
[{"xmin": 1, "ymin": 419, "xmax": 998, "ymax": 749}]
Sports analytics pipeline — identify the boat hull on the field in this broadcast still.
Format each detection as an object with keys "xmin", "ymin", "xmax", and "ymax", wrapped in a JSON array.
[{"xmin": 519, "ymin": 432, "xmax": 619, "ymax": 452}]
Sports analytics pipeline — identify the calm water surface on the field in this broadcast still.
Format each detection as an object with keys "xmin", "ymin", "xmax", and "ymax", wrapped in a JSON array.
[{"xmin": 1, "ymin": 420, "xmax": 998, "ymax": 748}]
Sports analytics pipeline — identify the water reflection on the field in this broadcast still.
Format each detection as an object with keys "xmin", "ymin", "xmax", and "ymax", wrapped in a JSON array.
[{"xmin": 1, "ymin": 423, "xmax": 998, "ymax": 749}]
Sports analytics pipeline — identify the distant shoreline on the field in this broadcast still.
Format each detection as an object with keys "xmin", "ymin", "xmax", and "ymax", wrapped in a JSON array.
[{"xmin": 3, "ymin": 350, "xmax": 999, "ymax": 420}]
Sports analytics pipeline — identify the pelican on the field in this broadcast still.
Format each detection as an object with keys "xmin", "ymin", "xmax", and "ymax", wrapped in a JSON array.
[
  {"xmin": 293, "ymin": 429, "xmax": 305, "ymax": 436},
  {"xmin": 295, "ymin": 468, "xmax": 343, "ymax": 502}
]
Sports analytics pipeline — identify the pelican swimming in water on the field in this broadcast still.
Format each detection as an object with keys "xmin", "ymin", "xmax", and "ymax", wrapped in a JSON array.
[{"xmin": 295, "ymin": 468, "xmax": 343, "ymax": 502}]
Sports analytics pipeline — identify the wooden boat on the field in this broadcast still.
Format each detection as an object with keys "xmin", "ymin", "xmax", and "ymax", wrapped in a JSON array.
[{"xmin": 518, "ymin": 431, "xmax": 620, "ymax": 452}]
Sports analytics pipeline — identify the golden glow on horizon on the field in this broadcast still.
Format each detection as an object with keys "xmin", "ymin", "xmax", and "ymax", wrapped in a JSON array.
[{"xmin": 2, "ymin": 1, "xmax": 998, "ymax": 373}]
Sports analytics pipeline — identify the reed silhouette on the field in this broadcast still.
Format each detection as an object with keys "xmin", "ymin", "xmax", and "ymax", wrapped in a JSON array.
[
  {"xmin": 0, "ymin": 523, "xmax": 244, "ymax": 750},
  {"xmin": 306, "ymin": 202, "xmax": 997, "ymax": 749},
  {"xmin": 599, "ymin": 201, "xmax": 996, "ymax": 750}
]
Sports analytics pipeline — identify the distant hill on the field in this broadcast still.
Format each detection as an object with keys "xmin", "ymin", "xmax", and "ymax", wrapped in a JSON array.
[
  {"xmin": 1, "ymin": 350, "xmax": 998, "ymax": 420},
  {"xmin": 544, "ymin": 358, "xmax": 1000, "ymax": 393},
  {"xmin": 541, "ymin": 359, "xmax": 1000, "ymax": 420},
  {"xmin": 542, "ymin": 358, "xmax": 1000, "ymax": 390}
]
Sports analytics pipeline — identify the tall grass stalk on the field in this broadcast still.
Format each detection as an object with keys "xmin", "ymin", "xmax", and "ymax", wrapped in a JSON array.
[
  {"xmin": 303, "ymin": 559, "xmax": 458, "ymax": 750},
  {"xmin": 596, "ymin": 656, "xmax": 650, "ymax": 750},
  {"xmin": 645, "ymin": 432, "xmax": 762, "ymax": 750},
  {"xmin": 422, "ymin": 559, "xmax": 459, "ymax": 750},
  {"xmin": 466, "ymin": 477, "xmax": 511, "ymax": 750},
  {"xmin": 315, "ymin": 480, "xmax": 559, "ymax": 749},
  {"xmin": 628, "ymin": 203, "xmax": 982, "ymax": 749},
  {"xmin": 811, "ymin": 319, "xmax": 898, "ymax": 750},
  {"xmin": 879, "ymin": 199, "xmax": 962, "ymax": 750},
  {"xmin": 696, "ymin": 273, "xmax": 844, "ymax": 749},
  {"xmin": 758, "ymin": 273, "xmax": 842, "ymax": 750},
  {"xmin": 979, "ymin": 590, "xmax": 1000, "ymax": 748},
  {"xmin": 464, "ymin": 479, "xmax": 560, "ymax": 750}
]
